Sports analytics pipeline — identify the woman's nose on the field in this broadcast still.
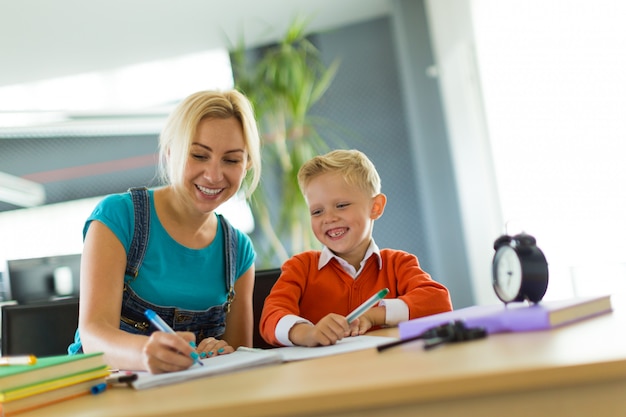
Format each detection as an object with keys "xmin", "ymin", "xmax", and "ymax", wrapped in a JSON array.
[{"xmin": 203, "ymin": 161, "xmax": 223, "ymax": 182}]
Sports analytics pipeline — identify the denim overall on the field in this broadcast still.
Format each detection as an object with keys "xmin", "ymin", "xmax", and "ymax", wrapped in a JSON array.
[{"xmin": 68, "ymin": 187, "xmax": 237, "ymax": 353}]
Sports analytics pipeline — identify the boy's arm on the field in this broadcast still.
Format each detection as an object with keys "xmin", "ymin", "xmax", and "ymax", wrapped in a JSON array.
[
  {"xmin": 259, "ymin": 258, "xmax": 309, "ymax": 346},
  {"xmin": 386, "ymin": 250, "xmax": 453, "ymax": 321}
]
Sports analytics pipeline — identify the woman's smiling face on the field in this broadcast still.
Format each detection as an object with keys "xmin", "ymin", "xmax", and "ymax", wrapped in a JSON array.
[{"xmin": 183, "ymin": 117, "xmax": 248, "ymax": 213}]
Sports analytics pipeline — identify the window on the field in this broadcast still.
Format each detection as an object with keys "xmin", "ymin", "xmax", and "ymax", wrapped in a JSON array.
[
  {"xmin": 0, "ymin": 48, "xmax": 255, "ymax": 262},
  {"xmin": 0, "ymin": 49, "xmax": 233, "ymax": 131},
  {"xmin": 473, "ymin": 0, "xmax": 626, "ymax": 303}
]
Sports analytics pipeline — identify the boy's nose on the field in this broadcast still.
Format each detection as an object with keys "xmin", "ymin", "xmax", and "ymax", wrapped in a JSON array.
[{"xmin": 322, "ymin": 211, "xmax": 338, "ymax": 223}]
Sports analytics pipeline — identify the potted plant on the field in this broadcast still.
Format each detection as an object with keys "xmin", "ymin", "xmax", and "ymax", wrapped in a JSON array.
[{"xmin": 230, "ymin": 17, "xmax": 342, "ymax": 267}]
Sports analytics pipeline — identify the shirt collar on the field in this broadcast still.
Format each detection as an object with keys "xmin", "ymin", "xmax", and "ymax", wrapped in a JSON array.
[{"xmin": 318, "ymin": 240, "xmax": 382, "ymax": 274}]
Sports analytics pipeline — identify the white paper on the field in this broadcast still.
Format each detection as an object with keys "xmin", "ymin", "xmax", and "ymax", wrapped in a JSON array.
[
  {"xmin": 130, "ymin": 335, "xmax": 399, "ymax": 389},
  {"xmin": 131, "ymin": 348, "xmax": 283, "ymax": 390},
  {"xmin": 274, "ymin": 335, "xmax": 399, "ymax": 362}
]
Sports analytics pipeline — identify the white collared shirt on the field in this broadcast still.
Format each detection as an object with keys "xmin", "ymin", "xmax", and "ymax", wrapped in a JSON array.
[{"xmin": 318, "ymin": 239, "xmax": 382, "ymax": 278}]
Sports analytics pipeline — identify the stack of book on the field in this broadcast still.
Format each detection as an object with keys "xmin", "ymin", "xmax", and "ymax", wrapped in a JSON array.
[{"xmin": 0, "ymin": 352, "xmax": 108, "ymax": 416}]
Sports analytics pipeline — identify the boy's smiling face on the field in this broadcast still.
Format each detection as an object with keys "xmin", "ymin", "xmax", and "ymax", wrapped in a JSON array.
[{"xmin": 303, "ymin": 172, "xmax": 386, "ymax": 268}]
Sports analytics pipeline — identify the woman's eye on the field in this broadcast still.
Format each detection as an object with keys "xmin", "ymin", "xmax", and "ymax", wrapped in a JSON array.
[
  {"xmin": 225, "ymin": 159, "xmax": 242, "ymax": 164},
  {"xmin": 192, "ymin": 153, "xmax": 208, "ymax": 161}
]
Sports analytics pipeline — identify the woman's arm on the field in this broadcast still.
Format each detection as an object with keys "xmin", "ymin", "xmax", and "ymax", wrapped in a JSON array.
[
  {"xmin": 79, "ymin": 220, "xmax": 196, "ymax": 373},
  {"xmin": 221, "ymin": 265, "xmax": 255, "ymax": 349}
]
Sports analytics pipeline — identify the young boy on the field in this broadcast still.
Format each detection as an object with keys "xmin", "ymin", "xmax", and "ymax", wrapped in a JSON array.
[{"xmin": 260, "ymin": 149, "xmax": 452, "ymax": 347}]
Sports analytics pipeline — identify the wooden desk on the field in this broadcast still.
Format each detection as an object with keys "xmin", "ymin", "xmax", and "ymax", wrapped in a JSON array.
[{"xmin": 18, "ymin": 307, "xmax": 626, "ymax": 417}]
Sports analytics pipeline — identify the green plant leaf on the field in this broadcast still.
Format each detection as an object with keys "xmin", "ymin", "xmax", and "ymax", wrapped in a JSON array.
[{"xmin": 231, "ymin": 16, "xmax": 340, "ymax": 265}]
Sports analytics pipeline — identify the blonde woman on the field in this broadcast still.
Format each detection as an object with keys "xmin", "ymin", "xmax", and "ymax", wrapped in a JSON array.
[{"xmin": 70, "ymin": 90, "xmax": 261, "ymax": 373}]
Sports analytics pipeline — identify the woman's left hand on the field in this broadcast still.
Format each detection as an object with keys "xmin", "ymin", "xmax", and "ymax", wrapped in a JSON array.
[{"xmin": 196, "ymin": 337, "xmax": 234, "ymax": 359}]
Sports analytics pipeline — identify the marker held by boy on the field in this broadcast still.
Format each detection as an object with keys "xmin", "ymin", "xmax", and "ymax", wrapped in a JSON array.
[
  {"xmin": 144, "ymin": 309, "xmax": 204, "ymax": 366},
  {"xmin": 346, "ymin": 288, "xmax": 390, "ymax": 324}
]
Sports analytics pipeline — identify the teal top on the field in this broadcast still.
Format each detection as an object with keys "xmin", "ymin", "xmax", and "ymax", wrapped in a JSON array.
[{"xmin": 84, "ymin": 189, "xmax": 255, "ymax": 310}]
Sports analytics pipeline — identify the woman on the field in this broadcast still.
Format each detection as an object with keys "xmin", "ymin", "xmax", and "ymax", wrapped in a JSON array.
[{"xmin": 69, "ymin": 90, "xmax": 261, "ymax": 373}]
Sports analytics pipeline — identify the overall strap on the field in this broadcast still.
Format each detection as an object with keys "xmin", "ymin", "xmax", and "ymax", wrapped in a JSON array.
[
  {"xmin": 219, "ymin": 214, "xmax": 238, "ymax": 313},
  {"xmin": 124, "ymin": 187, "xmax": 238, "ymax": 311},
  {"xmin": 125, "ymin": 187, "xmax": 150, "ymax": 279}
]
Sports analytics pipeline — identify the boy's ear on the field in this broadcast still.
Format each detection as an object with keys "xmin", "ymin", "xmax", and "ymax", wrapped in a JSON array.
[{"xmin": 370, "ymin": 193, "xmax": 387, "ymax": 219}]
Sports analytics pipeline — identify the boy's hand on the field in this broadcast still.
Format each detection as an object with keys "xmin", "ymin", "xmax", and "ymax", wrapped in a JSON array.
[
  {"xmin": 352, "ymin": 315, "xmax": 374, "ymax": 335},
  {"xmin": 352, "ymin": 306, "xmax": 386, "ymax": 336},
  {"xmin": 290, "ymin": 314, "xmax": 352, "ymax": 347}
]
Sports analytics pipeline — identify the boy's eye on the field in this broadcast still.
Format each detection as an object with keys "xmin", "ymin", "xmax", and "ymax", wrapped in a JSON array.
[
  {"xmin": 310, "ymin": 209, "xmax": 322, "ymax": 216},
  {"xmin": 337, "ymin": 203, "xmax": 350, "ymax": 209}
]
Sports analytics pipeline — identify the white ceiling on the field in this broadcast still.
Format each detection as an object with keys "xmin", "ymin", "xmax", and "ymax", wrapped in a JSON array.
[{"xmin": 0, "ymin": 0, "xmax": 390, "ymax": 87}]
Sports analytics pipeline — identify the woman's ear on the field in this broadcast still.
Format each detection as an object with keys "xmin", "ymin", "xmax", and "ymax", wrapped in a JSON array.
[{"xmin": 370, "ymin": 193, "xmax": 387, "ymax": 220}]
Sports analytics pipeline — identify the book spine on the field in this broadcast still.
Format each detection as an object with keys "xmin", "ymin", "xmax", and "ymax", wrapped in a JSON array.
[{"xmin": 398, "ymin": 306, "xmax": 551, "ymax": 339}]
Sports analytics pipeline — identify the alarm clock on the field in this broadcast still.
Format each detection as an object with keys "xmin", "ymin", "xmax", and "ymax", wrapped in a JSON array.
[{"xmin": 492, "ymin": 232, "xmax": 549, "ymax": 304}]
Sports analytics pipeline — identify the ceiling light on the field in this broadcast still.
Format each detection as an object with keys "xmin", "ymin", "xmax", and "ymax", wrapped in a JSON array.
[{"xmin": 0, "ymin": 171, "xmax": 45, "ymax": 207}]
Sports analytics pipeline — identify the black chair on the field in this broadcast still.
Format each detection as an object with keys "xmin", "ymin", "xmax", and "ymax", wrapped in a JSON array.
[
  {"xmin": 1, "ymin": 298, "xmax": 79, "ymax": 357},
  {"xmin": 0, "ymin": 268, "xmax": 279, "ymax": 355},
  {"xmin": 253, "ymin": 268, "xmax": 281, "ymax": 349}
]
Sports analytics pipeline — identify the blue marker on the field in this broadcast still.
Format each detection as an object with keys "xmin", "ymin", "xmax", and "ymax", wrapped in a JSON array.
[
  {"xmin": 144, "ymin": 309, "xmax": 204, "ymax": 367},
  {"xmin": 90, "ymin": 383, "xmax": 107, "ymax": 395},
  {"xmin": 346, "ymin": 288, "xmax": 390, "ymax": 323}
]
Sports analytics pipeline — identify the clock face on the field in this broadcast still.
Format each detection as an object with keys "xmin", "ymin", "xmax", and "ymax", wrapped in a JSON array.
[{"xmin": 493, "ymin": 246, "xmax": 523, "ymax": 303}]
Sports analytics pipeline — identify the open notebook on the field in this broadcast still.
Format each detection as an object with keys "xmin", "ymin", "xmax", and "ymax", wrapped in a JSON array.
[{"xmin": 131, "ymin": 334, "xmax": 397, "ymax": 390}]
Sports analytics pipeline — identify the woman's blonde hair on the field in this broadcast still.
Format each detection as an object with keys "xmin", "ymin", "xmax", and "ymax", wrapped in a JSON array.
[
  {"xmin": 297, "ymin": 149, "xmax": 381, "ymax": 197},
  {"xmin": 158, "ymin": 89, "xmax": 261, "ymax": 198}
]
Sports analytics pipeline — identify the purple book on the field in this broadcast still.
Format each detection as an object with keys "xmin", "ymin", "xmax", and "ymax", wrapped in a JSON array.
[{"xmin": 399, "ymin": 295, "xmax": 613, "ymax": 339}]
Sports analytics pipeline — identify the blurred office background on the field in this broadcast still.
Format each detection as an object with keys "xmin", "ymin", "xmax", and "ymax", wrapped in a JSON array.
[{"xmin": 0, "ymin": 0, "xmax": 624, "ymax": 309}]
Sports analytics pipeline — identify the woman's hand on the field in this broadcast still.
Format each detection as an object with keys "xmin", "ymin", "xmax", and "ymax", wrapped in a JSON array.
[
  {"xmin": 196, "ymin": 337, "xmax": 235, "ymax": 359},
  {"xmin": 142, "ymin": 331, "xmax": 198, "ymax": 374}
]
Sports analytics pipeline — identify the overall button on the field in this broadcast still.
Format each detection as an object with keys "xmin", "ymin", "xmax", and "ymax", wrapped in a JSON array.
[{"xmin": 175, "ymin": 312, "xmax": 193, "ymax": 323}]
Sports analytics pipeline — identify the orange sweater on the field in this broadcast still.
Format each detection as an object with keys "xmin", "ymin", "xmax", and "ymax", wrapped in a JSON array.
[{"xmin": 260, "ymin": 249, "xmax": 452, "ymax": 346}]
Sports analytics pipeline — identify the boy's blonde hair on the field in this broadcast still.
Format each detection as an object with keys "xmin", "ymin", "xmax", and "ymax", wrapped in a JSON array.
[{"xmin": 297, "ymin": 149, "xmax": 381, "ymax": 197}]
